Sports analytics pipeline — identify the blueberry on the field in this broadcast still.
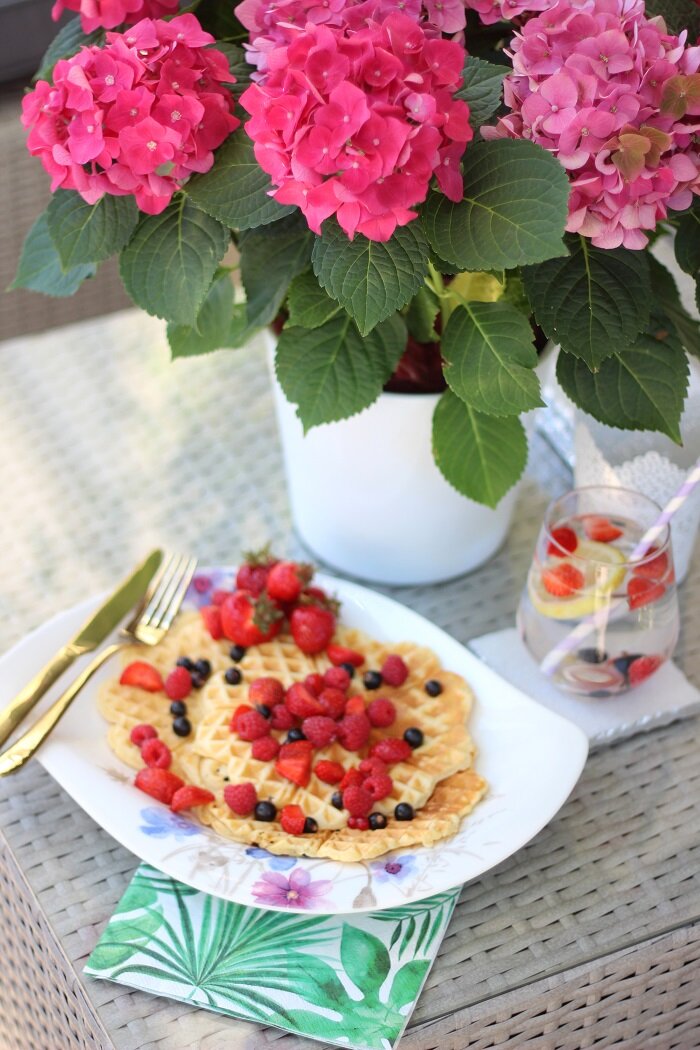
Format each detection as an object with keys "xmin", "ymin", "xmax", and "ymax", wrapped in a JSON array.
[
  {"xmin": 256, "ymin": 704, "xmax": 272, "ymax": 719},
  {"xmin": 194, "ymin": 658, "xmax": 211, "ymax": 679},
  {"xmin": 172, "ymin": 716, "xmax": 192, "ymax": 737},
  {"xmin": 224, "ymin": 667, "xmax": 242, "ymax": 685},
  {"xmin": 340, "ymin": 662, "xmax": 356, "ymax": 679},
  {"xmin": 169, "ymin": 701, "xmax": 187, "ymax": 717},
  {"xmin": 394, "ymin": 802, "xmax": 414, "ymax": 821},
  {"xmin": 254, "ymin": 801, "xmax": 277, "ymax": 822},
  {"xmin": 424, "ymin": 679, "xmax": 442, "ymax": 697},
  {"xmin": 286, "ymin": 728, "xmax": 306, "ymax": 742},
  {"xmin": 363, "ymin": 670, "xmax": 383, "ymax": 690},
  {"xmin": 404, "ymin": 727, "xmax": 424, "ymax": 749},
  {"xmin": 190, "ymin": 671, "xmax": 205, "ymax": 689},
  {"xmin": 304, "ymin": 817, "xmax": 318, "ymax": 834},
  {"xmin": 176, "ymin": 656, "xmax": 195, "ymax": 671},
  {"xmin": 368, "ymin": 812, "xmax": 387, "ymax": 830},
  {"xmin": 229, "ymin": 645, "xmax": 246, "ymax": 662},
  {"xmin": 578, "ymin": 648, "xmax": 608, "ymax": 664},
  {"xmin": 331, "ymin": 791, "xmax": 343, "ymax": 810},
  {"xmin": 613, "ymin": 654, "xmax": 643, "ymax": 678}
]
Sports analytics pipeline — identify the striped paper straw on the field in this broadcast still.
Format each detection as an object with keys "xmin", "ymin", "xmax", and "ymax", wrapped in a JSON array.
[{"xmin": 540, "ymin": 459, "xmax": 700, "ymax": 677}]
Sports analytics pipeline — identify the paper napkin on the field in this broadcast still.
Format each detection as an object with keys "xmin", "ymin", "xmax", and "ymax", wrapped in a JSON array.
[
  {"xmin": 469, "ymin": 627, "xmax": 700, "ymax": 748},
  {"xmin": 85, "ymin": 863, "xmax": 458, "ymax": 1050}
]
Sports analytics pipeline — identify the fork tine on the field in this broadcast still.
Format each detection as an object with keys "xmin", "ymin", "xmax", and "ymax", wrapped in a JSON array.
[
  {"xmin": 155, "ymin": 555, "xmax": 198, "ymax": 632},
  {"xmin": 123, "ymin": 551, "xmax": 178, "ymax": 634},
  {"xmin": 143, "ymin": 553, "xmax": 191, "ymax": 628},
  {"xmin": 136, "ymin": 552, "xmax": 184, "ymax": 628}
]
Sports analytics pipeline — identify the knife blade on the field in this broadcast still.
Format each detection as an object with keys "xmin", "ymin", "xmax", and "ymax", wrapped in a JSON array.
[{"xmin": 0, "ymin": 549, "xmax": 163, "ymax": 749}]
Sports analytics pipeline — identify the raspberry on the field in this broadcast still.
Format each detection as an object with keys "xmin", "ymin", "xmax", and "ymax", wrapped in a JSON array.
[
  {"xmin": 130, "ymin": 723, "xmax": 157, "ymax": 747},
  {"xmin": 236, "ymin": 710, "xmax": 271, "ymax": 741},
  {"xmin": 541, "ymin": 562, "xmax": 585, "ymax": 598},
  {"xmin": 359, "ymin": 756, "xmax": 388, "ymax": 778},
  {"xmin": 314, "ymin": 760, "xmax": 345, "ymax": 784},
  {"xmin": 285, "ymin": 682, "xmax": 324, "ymax": 719},
  {"xmin": 340, "ymin": 767, "xmax": 364, "ymax": 791},
  {"xmin": 134, "ymin": 767, "xmax": 184, "ymax": 804},
  {"xmin": 171, "ymin": 785, "xmax": 215, "ymax": 812},
  {"xmin": 628, "ymin": 654, "xmax": 663, "ymax": 686},
  {"xmin": 164, "ymin": 666, "xmax": 192, "ymax": 701},
  {"xmin": 252, "ymin": 736, "xmax": 280, "ymax": 761},
  {"xmin": 370, "ymin": 737, "xmax": 412, "ymax": 764},
  {"xmin": 230, "ymin": 704, "xmax": 254, "ymax": 732},
  {"xmin": 547, "ymin": 526, "xmax": 578, "ymax": 557},
  {"xmin": 323, "ymin": 666, "xmax": 350, "ymax": 691},
  {"xmin": 224, "ymin": 782, "xmax": 257, "ymax": 815},
  {"xmin": 342, "ymin": 784, "xmax": 373, "ymax": 818},
  {"xmin": 337, "ymin": 714, "xmax": 371, "ymax": 752},
  {"xmin": 140, "ymin": 738, "xmax": 172, "ymax": 769},
  {"xmin": 318, "ymin": 687, "xmax": 347, "ymax": 720},
  {"xmin": 120, "ymin": 660, "xmax": 163, "ymax": 692},
  {"xmin": 280, "ymin": 804, "xmax": 306, "ymax": 835},
  {"xmin": 367, "ymin": 697, "xmax": 396, "ymax": 728},
  {"xmin": 348, "ymin": 816, "xmax": 370, "ymax": 830},
  {"xmin": 270, "ymin": 704, "xmax": 295, "ymax": 731},
  {"xmin": 200, "ymin": 605, "xmax": 223, "ymax": 640},
  {"xmin": 344, "ymin": 695, "xmax": 366, "ymax": 716},
  {"xmin": 363, "ymin": 772, "xmax": 393, "ymax": 801},
  {"xmin": 327, "ymin": 644, "xmax": 364, "ymax": 667},
  {"xmin": 302, "ymin": 716, "xmax": 337, "ymax": 748},
  {"xmin": 304, "ymin": 673, "xmax": 325, "ymax": 696},
  {"xmin": 381, "ymin": 655, "xmax": 409, "ymax": 687},
  {"xmin": 249, "ymin": 677, "xmax": 285, "ymax": 708}
]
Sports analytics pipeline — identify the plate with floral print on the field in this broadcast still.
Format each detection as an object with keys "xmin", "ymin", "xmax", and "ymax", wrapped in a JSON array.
[{"xmin": 1, "ymin": 568, "xmax": 588, "ymax": 913}]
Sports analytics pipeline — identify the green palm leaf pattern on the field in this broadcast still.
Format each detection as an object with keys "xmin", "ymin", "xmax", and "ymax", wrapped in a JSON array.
[{"xmin": 86, "ymin": 865, "xmax": 457, "ymax": 1049}]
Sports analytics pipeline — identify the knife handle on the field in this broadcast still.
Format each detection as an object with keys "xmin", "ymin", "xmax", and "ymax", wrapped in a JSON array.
[
  {"xmin": 0, "ymin": 643, "xmax": 123, "ymax": 776},
  {"xmin": 0, "ymin": 644, "xmax": 87, "ymax": 750}
]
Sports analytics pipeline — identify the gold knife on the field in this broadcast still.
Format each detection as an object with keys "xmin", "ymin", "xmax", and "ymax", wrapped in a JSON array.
[{"xmin": 0, "ymin": 549, "xmax": 163, "ymax": 749}]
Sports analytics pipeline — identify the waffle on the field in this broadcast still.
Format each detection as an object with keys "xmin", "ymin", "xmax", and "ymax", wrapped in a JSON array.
[{"xmin": 99, "ymin": 609, "xmax": 486, "ymax": 860}]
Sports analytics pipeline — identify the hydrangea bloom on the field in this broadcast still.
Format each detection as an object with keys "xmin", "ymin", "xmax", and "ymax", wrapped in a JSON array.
[
  {"xmin": 462, "ymin": 0, "xmax": 551, "ymax": 26},
  {"xmin": 239, "ymin": 11, "xmax": 472, "ymax": 241},
  {"xmin": 22, "ymin": 15, "xmax": 239, "ymax": 215},
  {"xmin": 482, "ymin": 0, "xmax": 700, "ymax": 248},
  {"xmin": 51, "ymin": 0, "xmax": 178, "ymax": 34}
]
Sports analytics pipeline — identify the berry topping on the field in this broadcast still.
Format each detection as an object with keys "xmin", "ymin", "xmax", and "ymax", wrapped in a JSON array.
[
  {"xmin": 170, "ymin": 701, "xmax": 187, "ymax": 716},
  {"xmin": 358, "ymin": 756, "xmax": 388, "ymax": 777},
  {"xmin": 304, "ymin": 817, "xmax": 318, "ymax": 834},
  {"xmin": 578, "ymin": 648, "xmax": 608, "ymax": 664},
  {"xmin": 634, "ymin": 546, "xmax": 670, "ymax": 581},
  {"xmin": 135, "ymin": 768, "xmax": 184, "ymax": 804},
  {"xmin": 337, "ymin": 713, "xmax": 371, "ymax": 752},
  {"xmin": 230, "ymin": 704, "xmax": 253, "ymax": 733},
  {"xmin": 141, "ymin": 738, "xmax": 172, "ymax": 769},
  {"xmin": 628, "ymin": 575, "xmax": 666, "ymax": 610},
  {"xmin": 424, "ymin": 679, "xmax": 443, "ymax": 697},
  {"xmin": 394, "ymin": 802, "xmax": 414, "ymax": 821},
  {"xmin": 211, "ymin": 588, "xmax": 229, "ymax": 606},
  {"xmin": 255, "ymin": 704, "xmax": 272, "ymax": 718},
  {"xmin": 285, "ymin": 682, "xmax": 324, "ymax": 719},
  {"xmin": 314, "ymin": 760, "xmax": 345, "ymax": 784},
  {"xmin": 254, "ymin": 800, "xmax": 277, "ymax": 822},
  {"xmin": 224, "ymin": 782, "xmax": 257, "ymax": 815},
  {"xmin": 547, "ymin": 526, "xmax": 579, "ymax": 556},
  {"xmin": 191, "ymin": 672, "xmax": 205, "ymax": 689},
  {"xmin": 327, "ymin": 644, "xmax": 364, "ymax": 667},
  {"xmin": 251, "ymin": 736, "xmax": 280, "ymax": 762},
  {"xmin": 331, "ymin": 791, "xmax": 343, "ymax": 809},
  {"xmin": 367, "ymin": 697, "xmax": 396, "ymax": 728},
  {"xmin": 275, "ymin": 740, "xmax": 313, "ymax": 787},
  {"xmin": 370, "ymin": 737, "xmax": 412, "ymax": 764},
  {"xmin": 194, "ymin": 658, "xmax": 211, "ymax": 679},
  {"xmin": 236, "ymin": 545, "xmax": 277, "ymax": 596},
  {"xmin": 542, "ymin": 562, "xmax": 585, "ymax": 597},
  {"xmin": 236, "ymin": 710, "xmax": 271, "ymax": 741},
  {"xmin": 612, "ymin": 653, "xmax": 643, "ymax": 677},
  {"xmin": 584, "ymin": 516, "xmax": 623, "ymax": 543},
  {"xmin": 323, "ymin": 666, "xmax": 351, "ymax": 691},
  {"xmin": 369, "ymin": 813, "xmax": 387, "ymax": 830},
  {"xmin": 280, "ymin": 804, "xmax": 307, "ymax": 836},
  {"xmin": 129, "ymin": 723, "xmax": 157, "ymax": 747},
  {"xmin": 403, "ymin": 727, "xmax": 424, "ymax": 749},
  {"xmin": 304, "ymin": 673, "xmax": 325, "ymax": 696},
  {"xmin": 229, "ymin": 644, "xmax": 246, "ymax": 662},
  {"xmin": 628, "ymin": 654, "xmax": 663, "ymax": 686},
  {"xmin": 340, "ymin": 662, "xmax": 356, "ymax": 678},
  {"xmin": 302, "ymin": 715, "xmax": 337, "ymax": 748},
  {"xmin": 170, "ymin": 785, "xmax": 215, "ymax": 812},
  {"xmin": 267, "ymin": 560, "xmax": 313, "ymax": 603},
  {"xmin": 363, "ymin": 772, "xmax": 393, "ymax": 801},
  {"xmin": 200, "ymin": 605, "xmax": 223, "ymax": 640},
  {"xmin": 270, "ymin": 704, "xmax": 295, "ymax": 731},
  {"xmin": 342, "ymin": 784, "xmax": 373, "ymax": 818},
  {"xmin": 348, "ymin": 816, "xmax": 370, "ymax": 830},
  {"xmin": 340, "ymin": 767, "xmax": 364, "ymax": 791},
  {"xmin": 164, "ymin": 666, "xmax": 192, "ymax": 701},
  {"xmin": 225, "ymin": 667, "xmax": 243, "ymax": 686},
  {"xmin": 344, "ymin": 695, "xmax": 366, "ymax": 716},
  {"xmin": 318, "ymin": 687, "xmax": 347, "ymax": 720},
  {"xmin": 249, "ymin": 677, "xmax": 285, "ymax": 709},
  {"xmin": 221, "ymin": 591, "xmax": 283, "ymax": 647},
  {"xmin": 286, "ymin": 728, "xmax": 307, "ymax": 743},
  {"xmin": 120, "ymin": 661, "xmax": 164, "ymax": 693},
  {"xmin": 176, "ymin": 656, "xmax": 195, "ymax": 671},
  {"xmin": 363, "ymin": 670, "xmax": 383, "ymax": 690},
  {"xmin": 381, "ymin": 655, "xmax": 409, "ymax": 687},
  {"xmin": 290, "ymin": 604, "xmax": 336, "ymax": 654},
  {"xmin": 172, "ymin": 717, "xmax": 192, "ymax": 737}
]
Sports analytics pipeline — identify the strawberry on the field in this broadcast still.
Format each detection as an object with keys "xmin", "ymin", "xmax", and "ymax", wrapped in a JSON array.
[
  {"xmin": 248, "ymin": 677, "xmax": 285, "ymax": 708},
  {"xmin": 314, "ymin": 760, "xmax": 345, "ymax": 784},
  {"xmin": 304, "ymin": 673, "xmax": 325, "ymax": 696},
  {"xmin": 344, "ymin": 695, "xmax": 366, "ymax": 717},
  {"xmin": 634, "ymin": 546, "xmax": 670, "ymax": 581},
  {"xmin": 318, "ymin": 687, "xmax": 347, "ymax": 720},
  {"xmin": 323, "ymin": 666, "xmax": 351, "ymax": 691},
  {"xmin": 583, "ymin": 516, "xmax": 623, "ymax": 543},
  {"xmin": 171, "ymin": 785, "xmax": 215, "ymax": 812},
  {"xmin": 220, "ymin": 591, "xmax": 283, "ymax": 647},
  {"xmin": 628, "ymin": 575, "xmax": 666, "ymax": 610},
  {"xmin": 370, "ymin": 737, "xmax": 412, "ymax": 764},
  {"xmin": 302, "ymin": 715, "xmax": 337, "ymax": 748},
  {"xmin": 120, "ymin": 661, "xmax": 164, "ymax": 693},
  {"xmin": 290, "ymin": 605, "xmax": 336, "ymax": 655},
  {"xmin": 541, "ymin": 562, "xmax": 585, "ymax": 598},
  {"xmin": 164, "ymin": 666, "xmax": 192, "ymax": 701},
  {"xmin": 266, "ymin": 560, "xmax": 313, "ymax": 604},
  {"xmin": 547, "ymin": 526, "xmax": 578, "ymax": 557},
  {"xmin": 280, "ymin": 804, "xmax": 306, "ymax": 835},
  {"xmin": 342, "ymin": 784, "xmax": 373, "ymax": 818},
  {"xmin": 270, "ymin": 704, "xmax": 295, "ymax": 731},
  {"xmin": 348, "ymin": 816, "xmax": 370, "ymax": 830},
  {"xmin": 367, "ymin": 697, "xmax": 396, "ymax": 728},
  {"xmin": 327, "ymin": 644, "xmax": 364, "ymax": 667},
  {"xmin": 130, "ymin": 723, "xmax": 157, "ymax": 747},
  {"xmin": 285, "ymin": 682, "xmax": 324, "ymax": 719},
  {"xmin": 363, "ymin": 772, "xmax": 393, "ymax": 801},
  {"xmin": 236, "ymin": 710, "xmax": 271, "ymax": 741},
  {"xmin": 235, "ymin": 545, "xmax": 277, "ymax": 596},
  {"xmin": 628, "ymin": 654, "xmax": 663, "ymax": 686},
  {"xmin": 340, "ymin": 767, "xmax": 364, "ymax": 791},
  {"xmin": 380, "ymin": 655, "xmax": 409, "ymax": 687},
  {"xmin": 276, "ymin": 741, "xmax": 313, "ymax": 787},
  {"xmin": 251, "ymin": 735, "xmax": 280, "ymax": 761},
  {"xmin": 230, "ymin": 704, "xmax": 254, "ymax": 733},
  {"xmin": 337, "ymin": 713, "xmax": 371, "ymax": 751},
  {"xmin": 200, "ymin": 605, "xmax": 223, "ymax": 640},
  {"xmin": 135, "ymin": 767, "xmax": 184, "ymax": 804},
  {"xmin": 224, "ymin": 782, "xmax": 257, "ymax": 815},
  {"xmin": 211, "ymin": 588, "xmax": 230, "ymax": 606},
  {"xmin": 141, "ymin": 738, "xmax": 172, "ymax": 769}
]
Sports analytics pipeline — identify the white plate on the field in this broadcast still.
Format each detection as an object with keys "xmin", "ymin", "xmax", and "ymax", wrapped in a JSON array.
[{"xmin": 1, "ymin": 569, "xmax": 588, "ymax": 914}]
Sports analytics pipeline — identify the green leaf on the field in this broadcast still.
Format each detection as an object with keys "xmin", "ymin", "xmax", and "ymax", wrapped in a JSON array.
[
  {"xmin": 119, "ymin": 196, "xmax": 228, "ymax": 326},
  {"xmin": 312, "ymin": 219, "xmax": 430, "ymax": 336},
  {"xmin": 286, "ymin": 270, "xmax": 341, "ymax": 329},
  {"xmin": 275, "ymin": 313, "xmax": 406, "ymax": 429},
  {"xmin": 674, "ymin": 207, "xmax": 700, "ymax": 278},
  {"xmin": 455, "ymin": 56, "xmax": 508, "ymax": 132},
  {"xmin": 10, "ymin": 212, "xmax": 96, "ymax": 296},
  {"xmin": 390, "ymin": 960, "xmax": 430, "ymax": 1010},
  {"xmin": 648, "ymin": 255, "xmax": 700, "ymax": 358},
  {"xmin": 644, "ymin": 0, "xmax": 700, "ymax": 37},
  {"xmin": 405, "ymin": 285, "xmax": 439, "ymax": 343},
  {"xmin": 432, "ymin": 390, "xmax": 527, "ymax": 507},
  {"xmin": 555, "ymin": 317, "xmax": 689, "ymax": 443},
  {"xmin": 34, "ymin": 19, "xmax": 103, "ymax": 82},
  {"xmin": 522, "ymin": 234, "xmax": 650, "ymax": 368},
  {"xmin": 46, "ymin": 190, "xmax": 138, "ymax": 270},
  {"xmin": 339, "ymin": 926, "xmax": 391, "ymax": 1001},
  {"xmin": 442, "ymin": 301, "xmax": 543, "ymax": 415},
  {"xmin": 239, "ymin": 213, "xmax": 313, "ymax": 328},
  {"xmin": 186, "ymin": 128, "xmax": 294, "ymax": 229},
  {"xmin": 422, "ymin": 139, "xmax": 569, "ymax": 271},
  {"xmin": 168, "ymin": 272, "xmax": 241, "ymax": 357}
]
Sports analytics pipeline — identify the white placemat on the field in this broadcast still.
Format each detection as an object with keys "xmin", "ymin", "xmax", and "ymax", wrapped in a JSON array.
[{"xmin": 469, "ymin": 628, "xmax": 700, "ymax": 748}]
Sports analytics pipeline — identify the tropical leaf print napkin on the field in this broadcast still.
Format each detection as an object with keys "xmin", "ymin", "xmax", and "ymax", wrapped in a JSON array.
[{"xmin": 85, "ymin": 862, "xmax": 458, "ymax": 1050}]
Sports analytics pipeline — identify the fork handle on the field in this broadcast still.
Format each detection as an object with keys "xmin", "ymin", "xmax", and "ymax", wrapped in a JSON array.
[{"xmin": 0, "ymin": 643, "xmax": 123, "ymax": 776}]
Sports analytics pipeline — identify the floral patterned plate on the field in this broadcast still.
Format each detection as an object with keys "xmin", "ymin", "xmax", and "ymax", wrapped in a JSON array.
[{"xmin": 1, "ymin": 568, "xmax": 588, "ymax": 914}]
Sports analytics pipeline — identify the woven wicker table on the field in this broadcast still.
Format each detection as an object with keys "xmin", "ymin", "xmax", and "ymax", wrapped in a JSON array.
[{"xmin": 1, "ymin": 310, "xmax": 699, "ymax": 1050}]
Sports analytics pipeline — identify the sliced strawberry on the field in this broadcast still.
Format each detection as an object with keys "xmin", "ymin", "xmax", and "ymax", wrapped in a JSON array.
[
  {"xmin": 634, "ymin": 546, "xmax": 670, "ymax": 581},
  {"xmin": 230, "ymin": 704, "xmax": 254, "ymax": 733},
  {"xmin": 275, "ymin": 741, "xmax": 312, "ymax": 788},
  {"xmin": 583, "ymin": 516, "xmax": 623, "ymax": 543},
  {"xmin": 200, "ymin": 605, "xmax": 223, "ymax": 640},
  {"xmin": 628, "ymin": 654, "xmax": 663, "ymax": 686},
  {"xmin": 285, "ymin": 682, "xmax": 324, "ymax": 719},
  {"xmin": 120, "ymin": 661, "xmax": 164, "ymax": 692},
  {"xmin": 327, "ymin": 644, "xmax": 364, "ymax": 667},
  {"xmin": 134, "ymin": 767, "xmax": 184, "ymax": 804},
  {"xmin": 628, "ymin": 575, "xmax": 665, "ymax": 610},
  {"xmin": 280, "ymin": 804, "xmax": 306, "ymax": 835},
  {"xmin": 170, "ymin": 785, "xmax": 215, "ymax": 812},
  {"xmin": 541, "ymin": 562, "xmax": 585, "ymax": 598},
  {"xmin": 344, "ymin": 695, "xmax": 366, "ymax": 717},
  {"xmin": 547, "ymin": 526, "xmax": 578, "ymax": 557}
]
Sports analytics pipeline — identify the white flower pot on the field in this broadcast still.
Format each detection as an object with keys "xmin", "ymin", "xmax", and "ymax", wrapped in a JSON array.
[{"xmin": 266, "ymin": 332, "xmax": 519, "ymax": 585}]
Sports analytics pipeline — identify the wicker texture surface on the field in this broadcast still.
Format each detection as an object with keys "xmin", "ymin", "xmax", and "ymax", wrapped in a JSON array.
[{"xmin": 0, "ymin": 310, "xmax": 699, "ymax": 1050}]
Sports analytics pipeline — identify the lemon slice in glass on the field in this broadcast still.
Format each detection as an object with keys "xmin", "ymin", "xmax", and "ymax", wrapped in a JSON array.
[{"xmin": 528, "ymin": 540, "xmax": 626, "ymax": 620}]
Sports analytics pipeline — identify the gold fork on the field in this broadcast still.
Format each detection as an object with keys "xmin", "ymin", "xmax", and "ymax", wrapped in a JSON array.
[{"xmin": 0, "ymin": 552, "xmax": 197, "ymax": 776}]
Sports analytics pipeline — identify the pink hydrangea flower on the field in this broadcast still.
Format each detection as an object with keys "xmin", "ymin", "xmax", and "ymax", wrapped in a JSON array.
[
  {"xmin": 483, "ymin": 0, "xmax": 700, "ymax": 249},
  {"xmin": 240, "ymin": 11, "xmax": 472, "ymax": 241},
  {"xmin": 52, "ymin": 0, "xmax": 179, "ymax": 34},
  {"xmin": 462, "ymin": 0, "xmax": 551, "ymax": 27},
  {"xmin": 22, "ymin": 15, "xmax": 239, "ymax": 215}
]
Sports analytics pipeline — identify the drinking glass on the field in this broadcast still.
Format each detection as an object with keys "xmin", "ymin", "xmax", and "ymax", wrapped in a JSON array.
[{"xmin": 517, "ymin": 486, "xmax": 680, "ymax": 696}]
